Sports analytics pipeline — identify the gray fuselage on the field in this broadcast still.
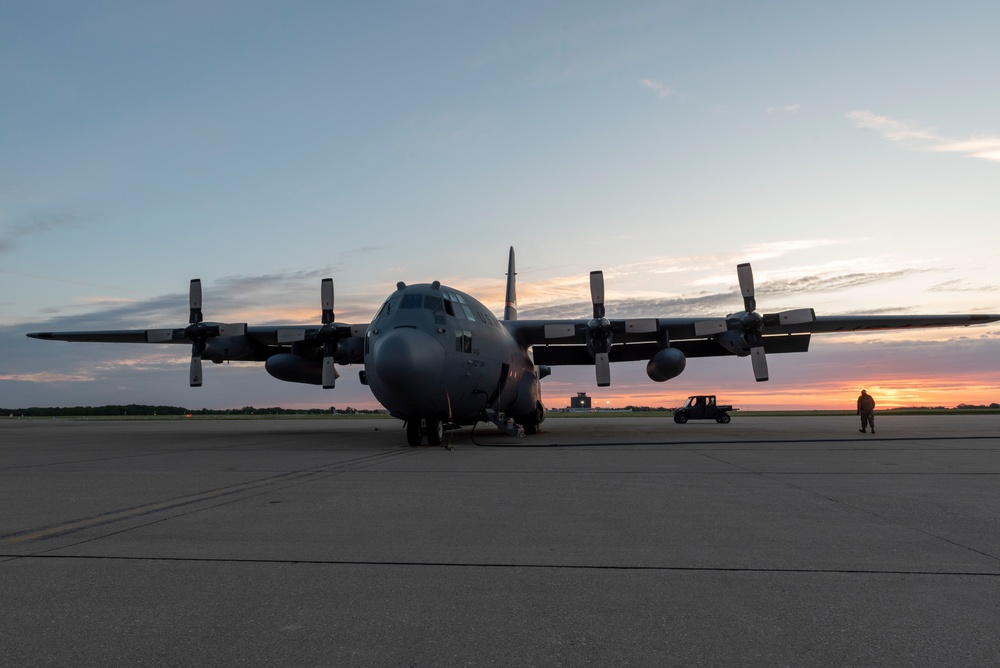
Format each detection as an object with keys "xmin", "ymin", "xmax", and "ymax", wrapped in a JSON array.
[{"xmin": 363, "ymin": 282, "xmax": 543, "ymax": 427}]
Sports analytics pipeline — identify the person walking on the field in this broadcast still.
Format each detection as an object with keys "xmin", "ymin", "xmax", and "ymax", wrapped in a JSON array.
[{"xmin": 857, "ymin": 389, "xmax": 876, "ymax": 434}]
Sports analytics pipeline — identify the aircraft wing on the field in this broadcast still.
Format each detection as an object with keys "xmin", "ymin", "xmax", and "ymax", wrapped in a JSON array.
[
  {"xmin": 510, "ymin": 313, "xmax": 999, "ymax": 355},
  {"xmin": 507, "ymin": 318, "xmax": 816, "ymax": 364},
  {"xmin": 508, "ymin": 312, "xmax": 1000, "ymax": 385},
  {"xmin": 25, "ymin": 278, "xmax": 374, "ymax": 389},
  {"xmin": 27, "ymin": 329, "xmax": 161, "ymax": 344},
  {"xmin": 507, "ymin": 262, "xmax": 1000, "ymax": 386},
  {"xmin": 763, "ymin": 313, "xmax": 1000, "ymax": 334},
  {"xmin": 26, "ymin": 322, "xmax": 369, "ymax": 390},
  {"xmin": 26, "ymin": 324, "xmax": 369, "ymax": 361}
]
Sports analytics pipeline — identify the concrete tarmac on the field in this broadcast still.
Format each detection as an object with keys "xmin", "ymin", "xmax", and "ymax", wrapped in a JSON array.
[{"xmin": 2, "ymin": 415, "xmax": 999, "ymax": 666}]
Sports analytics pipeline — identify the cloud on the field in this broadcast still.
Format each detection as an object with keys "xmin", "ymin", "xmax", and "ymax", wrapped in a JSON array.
[
  {"xmin": 0, "ymin": 212, "xmax": 85, "ymax": 255},
  {"xmin": 930, "ymin": 279, "xmax": 1000, "ymax": 293},
  {"xmin": 847, "ymin": 111, "xmax": 1000, "ymax": 163},
  {"xmin": 9, "ymin": 267, "xmax": 385, "ymax": 334},
  {"xmin": 639, "ymin": 78, "xmax": 676, "ymax": 99},
  {"xmin": 519, "ymin": 267, "xmax": 930, "ymax": 320},
  {"xmin": 760, "ymin": 268, "xmax": 929, "ymax": 296},
  {"xmin": 740, "ymin": 239, "xmax": 843, "ymax": 262},
  {"xmin": 765, "ymin": 103, "xmax": 801, "ymax": 114},
  {"xmin": 0, "ymin": 371, "xmax": 97, "ymax": 383}
]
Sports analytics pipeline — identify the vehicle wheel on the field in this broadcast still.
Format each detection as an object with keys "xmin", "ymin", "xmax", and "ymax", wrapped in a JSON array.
[
  {"xmin": 406, "ymin": 420, "xmax": 423, "ymax": 446},
  {"xmin": 716, "ymin": 413, "xmax": 731, "ymax": 424},
  {"xmin": 426, "ymin": 418, "xmax": 443, "ymax": 446},
  {"xmin": 674, "ymin": 412, "xmax": 687, "ymax": 424}
]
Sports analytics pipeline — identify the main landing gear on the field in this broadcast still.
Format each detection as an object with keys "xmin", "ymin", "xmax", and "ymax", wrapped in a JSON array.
[{"xmin": 406, "ymin": 417, "xmax": 444, "ymax": 447}]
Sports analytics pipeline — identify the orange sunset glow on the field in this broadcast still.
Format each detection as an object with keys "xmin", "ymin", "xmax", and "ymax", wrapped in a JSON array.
[{"xmin": 561, "ymin": 375, "xmax": 1000, "ymax": 411}]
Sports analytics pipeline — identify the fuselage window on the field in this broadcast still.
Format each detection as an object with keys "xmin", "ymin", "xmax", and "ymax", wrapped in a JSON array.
[{"xmin": 455, "ymin": 330, "xmax": 473, "ymax": 353}]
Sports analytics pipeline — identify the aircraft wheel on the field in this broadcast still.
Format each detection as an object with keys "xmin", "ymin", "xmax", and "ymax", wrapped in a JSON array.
[
  {"xmin": 522, "ymin": 403, "xmax": 544, "ymax": 435},
  {"xmin": 426, "ymin": 418, "xmax": 444, "ymax": 446},
  {"xmin": 674, "ymin": 412, "xmax": 687, "ymax": 424},
  {"xmin": 406, "ymin": 420, "xmax": 423, "ymax": 446},
  {"xmin": 716, "ymin": 413, "xmax": 731, "ymax": 424}
]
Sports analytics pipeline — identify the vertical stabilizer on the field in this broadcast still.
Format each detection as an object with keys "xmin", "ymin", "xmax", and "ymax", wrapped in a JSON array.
[{"xmin": 504, "ymin": 246, "xmax": 517, "ymax": 321}]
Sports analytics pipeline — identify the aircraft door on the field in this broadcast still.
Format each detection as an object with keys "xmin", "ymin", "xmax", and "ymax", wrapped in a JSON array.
[{"xmin": 487, "ymin": 363, "xmax": 510, "ymax": 407}]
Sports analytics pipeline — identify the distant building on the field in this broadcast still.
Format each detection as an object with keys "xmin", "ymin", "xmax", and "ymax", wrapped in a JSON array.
[{"xmin": 570, "ymin": 392, "xmax": 592, "ymax": 409}]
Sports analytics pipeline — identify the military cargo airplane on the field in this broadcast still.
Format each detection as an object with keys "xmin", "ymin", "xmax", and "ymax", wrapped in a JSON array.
[{"xmin": 27, "ymin": 248, "xmax": 1000, "ymax": 445}]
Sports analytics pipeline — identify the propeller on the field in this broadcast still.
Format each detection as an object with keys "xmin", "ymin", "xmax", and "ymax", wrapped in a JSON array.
[
  {"xmin": 587, "ymin": 271, "xmax": 613, "ymax": 387},
  {"xmin": 737, "ymin": 264, "xmax": 768, "ymax": 382},
  {"xmin": 274, "ymin": 278, "xmax": 343, "ymax": 388},
  {"xmin": 542, "ymin": 270, "xmax": 659, "ymax": 387},
  {"xmin": 188, "ymin": 279, "xmax": 205, "ymax": 387},
  {"xmin": 696, "ymin": 263, "xmax": 816, "ymax": 382},
  {"xmin": 319, "ymin": 278, "xmax": 339, "ymax": 389},
  {"xmin": 145, "ymin": 279, "xmax": 247, "ymax": 387}
]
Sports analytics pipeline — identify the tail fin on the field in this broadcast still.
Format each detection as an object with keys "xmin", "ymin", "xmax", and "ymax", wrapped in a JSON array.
[{"xmin": 504, "ymin": 246, "xmax": 517, "ymax": 321}]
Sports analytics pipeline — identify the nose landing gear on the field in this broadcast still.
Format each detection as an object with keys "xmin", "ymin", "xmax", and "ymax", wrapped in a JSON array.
[{"xmin": 406, "ymin": 417, "xmax": 445, "ymax": 447}]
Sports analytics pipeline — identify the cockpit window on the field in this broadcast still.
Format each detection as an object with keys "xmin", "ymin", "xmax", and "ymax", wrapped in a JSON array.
[
  {"xmin": 423, "ymin": 295, "xmax": 443, "ymax": 312},
  {"xmin": 373, "ymin": 299, "xmax": 391, "ymax": 323},
  {"xmin": 400, "ymin": 294, "xmax": 423, "ymax": 309}
]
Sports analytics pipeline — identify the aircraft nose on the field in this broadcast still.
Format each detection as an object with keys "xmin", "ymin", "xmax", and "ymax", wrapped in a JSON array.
[{"xmin": 368, "ymin": 328, "xmax": 447, "ymax": 412}]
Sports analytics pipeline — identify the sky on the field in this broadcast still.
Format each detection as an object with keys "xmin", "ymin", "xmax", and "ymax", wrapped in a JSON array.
[{"xmin": 2, "ymin": 0, "xmax": 999, "ymax": 411}]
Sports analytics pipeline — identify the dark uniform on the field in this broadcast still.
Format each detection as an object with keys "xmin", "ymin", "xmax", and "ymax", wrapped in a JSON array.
[{"xmin": 857, "ymin": 390, "xmax": 875, "ymax": 433}]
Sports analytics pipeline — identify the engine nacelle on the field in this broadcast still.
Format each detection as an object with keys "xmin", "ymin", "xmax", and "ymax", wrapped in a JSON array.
[
  {"xmin": 203, "ymin": 337, "xmax": 258, "ymax": 363},
  {"xmin": 265, "ymin": 353, "xmax": 322, "ymax": 385},
  {"xmin": 715, "ymin": 330, "xmax": 750, "ymax": 356},
  {"xmin": 646, "ymin": 347, "xmax": 686, "ymax": 382}
]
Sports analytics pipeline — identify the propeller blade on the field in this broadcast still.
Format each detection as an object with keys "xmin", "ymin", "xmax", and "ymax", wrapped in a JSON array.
[
  {"xmin": 777, "ymin": 308, "xmax": 816, "ymax": 326},
  {"xmin": 189, "ymin": 279, "xmax": 203, "ymax": 324},
  {"xmin": 190, "ymin": 355, "xmax": 203, "ymax": 387},
  {"xmin": 694, "ymin": 319, "xmax": 728, "ymax": 337},
  {"xmin": 750, "ymin": 346, "xmax": 768, "ymax": 382},
  {"xmin": 321, "ymin": 278, "xmax": 335, "ymax": 324},
  {"xmin": 544, "ymin": 324, "xmax": 575, "ymax": 339},
  {"xmin": 590, "ymin": 271, "xmax": 605, "ymax": 319},
  {"xmin": 322, "ymin": 356, "xmax": 338, "ymax": 389},
  {"xmin": 737, "ymin": 263, "xmax": 756, "ymax": 312},
  {"xmin": 625, "ymin": 319, "xmax": 657, "ymax": 334},
  {"xmin": 595, "ymin": 352, "xmax": 611, "ymax": 387}
]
